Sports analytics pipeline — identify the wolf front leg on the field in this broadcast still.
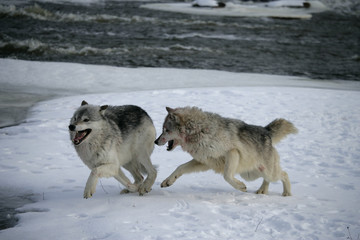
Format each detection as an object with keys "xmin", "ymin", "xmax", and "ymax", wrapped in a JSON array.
[
  {"xmin": 84, "ymin": 164, "xmax": 117, "ymax": 198},
  {"xmin": 83, "ymin": 164, "xmax": 137, "ymax": 198},
  {"xmin": 84, "ymin": 171, "xmax": 99, "ymax": 199},
  {"xmin": 161, "ymin": 159, "xmax": 210, "ymax": 187},
  {"xmin": 224, "ymin": 149, "xmax": 247, "ymax": 192}
]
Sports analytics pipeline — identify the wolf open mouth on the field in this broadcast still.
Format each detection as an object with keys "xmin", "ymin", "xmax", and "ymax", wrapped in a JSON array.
[
  {"xmin": 167, "ymin": 140, "xmax": 174, "ymax": 151},
  {"xmin": 73, "ymin": 129, "xmax": 91, "ymax": 145},
  {"xmin": 167, "ymin": 140, "xmax": 179, "ymax": 151}
]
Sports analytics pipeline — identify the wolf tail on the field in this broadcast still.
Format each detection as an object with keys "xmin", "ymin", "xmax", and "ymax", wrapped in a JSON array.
[{"xmin": 265, "ymin": 118, "xmax": 298, "ymax": 145}]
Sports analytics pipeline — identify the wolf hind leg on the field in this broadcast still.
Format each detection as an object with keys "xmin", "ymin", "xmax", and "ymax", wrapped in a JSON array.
[
  {"xmin": 120, "ymin": 168, "xmax": 144, "ymax": 194},
  {"xmin": 127, "ymin": 167, "xmax": 144, "ymax": 185},
  {"xmin": 131, "ymin": 169, "xmax": 144, "ymax": 185},
  {"xmin": 161, "ymin": 159, "xmax": 210, "ymax": 188},
  {"xmin": 114, "ymin": 168, "xmax": 138, "ymax": 193},
  {"xmin": 281, "ymin": 170, "xmax": 292, "ymax": 196},
  {"xmin": 256, "ymin": 179, "xmax": 270, "ymax": 195},
  {"xmin": 138, "ymin": 156, "xmax": 157, "ymax": 196},
  {"xmin": 224, "ymin": 149, "xmax": 247, "ymax": 192}
]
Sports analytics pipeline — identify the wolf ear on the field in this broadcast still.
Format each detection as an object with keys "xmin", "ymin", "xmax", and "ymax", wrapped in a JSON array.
[
  {"xmin": 99, "ymin": 105, "xmax": 108, "ymax": 115},
  {"xmin": 81, "ymin": 100, "xmax": 88, "ymax": 106},
  {"xmin": 166, "ymin": 107, "xmax": 175, "ymax": 113},
  {"xmin": 166, "ymin": 107, "xmax": 183, "ymax": 123}
]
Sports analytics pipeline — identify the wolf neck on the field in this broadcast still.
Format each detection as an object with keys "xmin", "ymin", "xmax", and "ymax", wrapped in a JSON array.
[
  {"xmin": 182, "ymin": 139, "xmax": 219, "ymax": 162},
  {"xmin": 181, "ymin": 128, "xmax": 222, "ymax": 161},
  {"xmin": 75, "ymin": 138, "xmax": 117, "ymax": 169},
  {"xmin": 181, "ymin": 112, "xmax": 236, "ymax": 161},
  {"xmin": 179, "ymin": 110, "xmax": 211, "ymax": 159},
  {"xmin": 75, "ymin": 122, "xmax": 122, "ymax": 168}
]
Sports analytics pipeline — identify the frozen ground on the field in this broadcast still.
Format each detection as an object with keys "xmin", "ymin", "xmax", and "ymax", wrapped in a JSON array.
[{"xmin": 0, "ymin": 59, "xmax": 360, "ymax": 239}]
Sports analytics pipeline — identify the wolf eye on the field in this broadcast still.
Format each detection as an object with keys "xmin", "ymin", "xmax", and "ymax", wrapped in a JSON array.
[{"xmin": 83, "ymin": 118, "xmax": 89, "ymax": 122}]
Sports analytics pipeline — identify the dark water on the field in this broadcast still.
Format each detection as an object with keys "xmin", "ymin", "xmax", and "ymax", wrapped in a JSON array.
[
  {"xmin": 0, "ymin": 0, "xmax": 359, "ymax": 81},
  {"xmin": 0, "ymin": 189, "xmax": 35, "ymax": 230}
]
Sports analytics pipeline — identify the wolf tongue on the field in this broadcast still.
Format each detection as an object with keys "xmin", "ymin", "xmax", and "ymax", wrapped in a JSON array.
[{"xmin": 75, "ymin": 131, "xmax": 86, "ymax": 141}]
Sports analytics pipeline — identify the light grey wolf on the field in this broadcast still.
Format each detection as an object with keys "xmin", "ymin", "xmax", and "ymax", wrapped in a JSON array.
[
  {"xmin": 155, "ymin": 106, "xmax": 298, "ymax": 196},
  {"xmin": 69, "ymin": 101, "xmax": 157, "ymax": 198}
]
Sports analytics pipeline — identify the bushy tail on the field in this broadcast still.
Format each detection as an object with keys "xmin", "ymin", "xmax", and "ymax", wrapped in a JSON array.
[{"xmin": 265, "ymin": 118, "xmax": 298, "ymax": 145}]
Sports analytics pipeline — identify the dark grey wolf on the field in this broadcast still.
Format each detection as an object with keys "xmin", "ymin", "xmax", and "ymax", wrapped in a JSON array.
[
  {"xmin": 155, "ymin": 106, "xmax": 298, "ymax": 196},
  {"xmin": 69, "ymin": 101, "xmax": 157, "ymax": 198}
]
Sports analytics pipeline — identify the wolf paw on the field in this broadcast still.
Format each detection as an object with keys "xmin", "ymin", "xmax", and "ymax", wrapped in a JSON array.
[
  {"xmin": 233, "ymin": 182, "xmax": 247, "ymax": 192},
  {"xmin": 282, "ymin": 191, "xmax": 292, "ymax": 197},
  {"xmin": 161, "ymin": 177, "xmax": 175, "ymax": 188},
  {"xmin": 120, "ymin": 189, "xmax": 130, "ymax": 194},
  {"xmin": 239, "ymin": 186, "xmax": 247, "ymax": 192},
  {"xmin": 83, "ymin": 188, "xmax": 95, "ymax": 199},
  {"xmin": 138, "ymin": 184, "xmax": 152, "ymax": 196},
  {"xmin": 256, "ymin": 188, "xmax": 268, "ymax": 195},
  {"xmin": 127, "ymin": 183, "xmax": 138, "ymax": 193},
  {"xmin": 233, "ymin": 181, "xmax": 247, "ymax": 192}
]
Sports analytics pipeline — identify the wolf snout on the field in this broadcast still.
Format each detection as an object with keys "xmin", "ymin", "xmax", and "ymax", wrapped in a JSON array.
[
  {"xmin": 154, "ymin": 135, "xmax": 164, "ymax": 145},
  {"xmin": 69, "ymin": 124, "xmax": 76, "ymax": 131}
]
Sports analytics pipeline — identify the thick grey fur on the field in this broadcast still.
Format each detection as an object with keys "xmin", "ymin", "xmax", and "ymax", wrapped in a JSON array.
[
  {"xmin": 69, "ymin": 101, "xmax": 157, "ymax": 198},
  {"xmin": 155, "ymin": 106, "xmax": 298, "ymax": 196}
]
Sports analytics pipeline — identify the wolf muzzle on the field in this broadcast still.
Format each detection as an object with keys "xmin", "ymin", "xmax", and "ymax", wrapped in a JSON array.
[{"xmin": 69, "ymin": 124, "xmax": 76, "ymax": 131}]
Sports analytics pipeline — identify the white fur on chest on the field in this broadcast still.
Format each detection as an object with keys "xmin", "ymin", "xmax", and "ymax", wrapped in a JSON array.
[{"xmin": 75, "ymin": 139, "xmax": 122, "ymax": 169}]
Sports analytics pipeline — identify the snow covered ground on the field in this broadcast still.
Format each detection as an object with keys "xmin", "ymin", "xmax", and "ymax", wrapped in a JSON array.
[
  {"xmin": 0, "ymin": 59, "xmax": 360, "ymax": 239},
  {"xmin": 141, "ymin": 0, "xmax": 329, "ymax": 19}
]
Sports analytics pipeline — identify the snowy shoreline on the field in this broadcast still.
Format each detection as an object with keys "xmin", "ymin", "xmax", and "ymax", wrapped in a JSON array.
[
  {"xmin": 140, "ymin": 0, "xmax": 329, "ymax": 19},
  {"xmin": 1, "ymin": 58, "xmax": 359, "ymax": 129},
  {"xmin": 0, "ymin": 59, "xmax": 360, "ymax": 239}
]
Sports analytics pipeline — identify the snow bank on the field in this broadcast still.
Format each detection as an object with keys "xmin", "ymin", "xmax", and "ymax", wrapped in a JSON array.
[
  {"xmin": 141, "ymin": 1, "xmax": 329, "ymax": 19},
  {"xmin": 0, "ymin": 60, "xmax": 360, "ymax": 239},
  {"xmin": 1, "ymin": 59, "xmax": 358, "ymax": 93}
]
